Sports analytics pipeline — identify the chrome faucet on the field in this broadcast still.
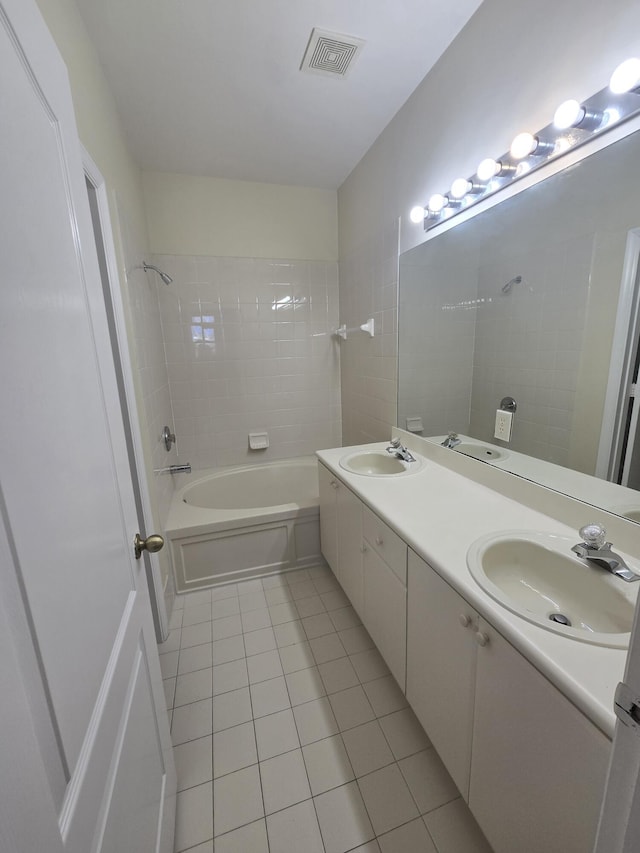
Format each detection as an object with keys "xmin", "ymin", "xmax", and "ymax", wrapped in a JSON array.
[
  {"xmin": 441, "ymin": 432, "xmax": 461, "ymax": 449},
  {"xmin": 386, "ymin": 437, "xmax": 416, "ymax": 463},
  {"xmin": 154, "ymin": 463, "xmax": 192, "ymax": 474},
  {"xmin": 571, "ymin": 523, "xmax": 640, "ymax": 582}
]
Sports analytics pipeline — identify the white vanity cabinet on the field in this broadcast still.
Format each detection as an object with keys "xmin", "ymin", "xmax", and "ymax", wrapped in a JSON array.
[
  {"xmin": 407, "ymin": 549, "xmax": 610, "ymax": 853},
  {"xmin": 318, "ymin": 462, "xmax": 338, "ymax": 572},
  {"xmin": 362, "ymin": 506, "xmax": 407, "ymax": 689},
  {"xmin": 406, "ymin": 549, "xmax": 477, "ymax": 797}
]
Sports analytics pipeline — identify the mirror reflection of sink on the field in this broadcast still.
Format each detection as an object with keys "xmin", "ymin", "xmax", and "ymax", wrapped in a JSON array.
[
  {"xmin": 455, "ymin": 443, "xmax": 509, "ymax": 462},
  {"xmin": 339, "ymin": 450, "xmax": 424, "ymax": 477},
  {"xmin": 467, "ymin": 531, "xmax": 637, "ymax": 648}
]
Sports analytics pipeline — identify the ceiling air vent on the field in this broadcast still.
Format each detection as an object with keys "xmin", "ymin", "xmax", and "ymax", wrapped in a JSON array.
[{"xmin": 300, "ymin": 28, "xmax": 365, "ymax": 78}]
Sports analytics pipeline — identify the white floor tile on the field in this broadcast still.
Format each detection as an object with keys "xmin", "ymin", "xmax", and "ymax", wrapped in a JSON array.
[
  {"xmin": 319, "ymin": 657, "xmax": 360, "ymax": 694},
  {"xmin": 214, "ymin": 819, "xmax": 268, "ymax": 853},
  {"xmin": 236, "ymin": 578, "xmax": 264, "ymax": 595},
  {"xmin": 241, "ymin": 608, "xmax": 273, "ymax": 632},
  {"xmin": 342, "ymin": 721, "xmax": 395, "ymax": 777},
  {"xmin": 311, "ymin": 578, "xmax": 341, "ymax": 596},
  {"xmin": 302, "ymin": 612, "xmax": 336, "ymax": 639},
  {"xmin": 349, "ymin": 649, "xmax": 390, "ymax": 683},
  {"xmin": 262, "ymin": 574, "xmax": 288, "ymax": 590},
  {"xmin": 320, "ymin": 589, "xmax": 350, "ymax": 611},
  {"xmin": 378, "ymin": 708, "xmax": 431, "ymax": 760},
  {"xmin": 212, "ymin": 597, "xmax": 241, "ymax": 619},
  {"xmin": 349, "ymin": 844, "xmax": 381, "ymax": 853},
  {"xmin": 174, "ymin": 781, "xmax": 213, "ymax": 852},
  {"xmin": 164, "ymin": 677, "xmax": 176, "ymax": 709},
  {"xmin": 171, "ymin": 697, "xmax": 213, "ymax": 745},
  {"xmin": 181, "ymin": 602, "xmax": 213, "ymax": 627},
  {"xmin": 423, "ymin": 798, "xmax": 493, "ymax": 853},
  {"xmin": 179, "ymin": 642, "xmax": 214, "ymax": 675},
  {"xmin": 211, "ymin": 614, "xmax": 243, "ymax": 641},
  {"xmin": 181, "ymin": 621, "xmax": 213, "ymax": 649},
  {"xmin": 308, "ymin": 565, "xmax": 333, "ymax": 580},
  {"xmin": 337, "ymin": 625, "xmax": 375, "ymax": 655},
  {"xmin": 259, "ymin": 748, "xmax": 311, "ymax": 814},
  {"xmin": 293, "ymin": 696, "xmax": 339, "ymax": 745},
  {"xmin": 310, "ymin": 633, "xmax": 347, "ymax": 665},
  {"xmin": 278, "ymin": 640, "xmax": 316, "ymax": 674},
  {"xmin": 213, "ymin": 765, "xmax": 264, "ymax": 836},
  {"xmin": 175, "ymin": 668, "xmax": 213, "ymax": 707},
  {"xmin": 378, "ymin": 817, "xmax": 437, "ymax": 853},
  {"xmin": 181, "ymin": 841, "xmax": 214, "ymax": 853},
  {"xmin": 314, "ymin": 781, "xmax": 375, "ymax": 853},
  {"xmin": 274, "ymin": 619, "xmax": 308, "ymax": 648},
  {"xmin": 289, "ymin": 580, "xmax": 318, "ymax": 600},
  {"xmin": 285, "ymin": 666, "xmax": 327, "ymax": 706},
  {"xmin": 303, "ymin": 734, "xmax": 355, "ymax": 795},
  {"xmin": 212, "ymin": 686, "xmax": 253, "ymax": 732},
  {"xmin": 182, "ymin": 590, "xmax": 213, "ymax": 607},
  {"xmin": 358, "ymin": 763, "xmax": 419, "ymax": 836},
  {"xmin": 160, "ymin": 650, "xmax": 179, "ymax": 680},
  {"xmin": 269, "ymin": 601, "xmax": 300, "ymax": 625},
  {"xmin": 399, "ymin": 749, "xmax": 458, "ymax": 815},
  {"xmin": 247, "ymin": 649, "xmax": 284, "ymax": 684},
  {"xmin": 286, "ymin": 569, "xmax": 311, "ymax": 585},
  {"xmin": 328, "ymin": 606, "xmax": 362, "ymax": 631},
  {"xmin": 362, "ymin": 675, "xmax": 408, "ymax": 717},
  {"xmin": 250, "ymin": 676, "xmax": 291, "ymax": 718},
  {"xmin": 211, "ymin": 583, "xmax": 238, "ymax": 601},
  {"xmin": 211, "ymin": 635, "xmax": 245, "ymax": 666},
  {"xmin": 244, "ymin": 626, "xmax": 277, "ymax": 657},
  {"xmin": 239, "ymin": 590, "xmax": 269, "ymax": 613},
  {"xmin": 266, "ymin": 798, "xmax": 325, "ymax": 853},
  {"xmin": 172, "ymin": 595, "xmax": 185, "ymax": 610},
  {"xmin": 212, "ymin": 659, "xmax": 248, "ymax": 696},
  {"xmin": 254, "ymin": 708, "xmax": 300, "ymax": 760},
  {"xmin": 213, "ymin": 721, "xmax": 257, "ymax": 778},
  {"xmin": 296, "ymin": 595, "xmax": 328, "ymax": 618},
  {"xmin": 158, "ymin": 628, "xmax": 181, "ymax": 654},
  {"xmin": 265, "ymin": 586, "xmax": 294, "ymax": 606},
  {"xmin": 169, "ymin": 610, "xmax": 184, "ymax": 632},
  {"xmin": 174, "ymin": 735, "xmax": 213, "ymax": 791},
  {"xmin": 329, "ymin": 685, "xmax": 376, "ymax": 732}
]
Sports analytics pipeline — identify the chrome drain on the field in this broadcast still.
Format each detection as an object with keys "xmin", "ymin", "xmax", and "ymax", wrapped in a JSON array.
[{"xmin": 549, "ymin": 613, "xmax": 572, "ymax": 626}]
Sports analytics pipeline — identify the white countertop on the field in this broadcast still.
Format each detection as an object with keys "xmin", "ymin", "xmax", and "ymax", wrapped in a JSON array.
[{"xmin": 317, "ymin": 440, "xmax": 638, "ymax": 738}]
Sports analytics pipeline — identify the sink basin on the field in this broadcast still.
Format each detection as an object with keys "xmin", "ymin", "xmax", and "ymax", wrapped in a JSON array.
[
  {"xmin": 455, "ymin": 443, "xmax": 508, "ymax": 462},
  {"xmin": 339, "ymin": 450, "xmax": 424, "ymax": 477},
  {"xmin": 467, "ymin": 531, "xmax": 637, "ymax": 647}
]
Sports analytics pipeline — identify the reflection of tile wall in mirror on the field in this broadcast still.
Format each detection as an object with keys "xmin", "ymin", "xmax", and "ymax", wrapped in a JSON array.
[{"xmin": 398, "ymin": 128, "xmax": 640, "ymax": 521}]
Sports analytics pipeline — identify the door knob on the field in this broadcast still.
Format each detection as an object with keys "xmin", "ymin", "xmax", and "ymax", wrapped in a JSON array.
[{"xmin": 134, "ymin": 532, "xmax": 165, "ymax": 560}]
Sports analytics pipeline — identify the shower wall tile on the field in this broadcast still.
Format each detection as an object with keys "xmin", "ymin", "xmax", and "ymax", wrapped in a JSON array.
[
  {"xmin": 339, "ymin": 219, "xmax": 400, "ymax": 446},
  {"xmin": 153, "ymin": 255, "xmax": 341, "ymax": 470}
]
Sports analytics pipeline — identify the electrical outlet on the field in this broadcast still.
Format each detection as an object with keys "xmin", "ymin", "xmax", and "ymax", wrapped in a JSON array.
[{"xmin": 494, "ymin": 409, "xmax": 513, "ymax": 441}]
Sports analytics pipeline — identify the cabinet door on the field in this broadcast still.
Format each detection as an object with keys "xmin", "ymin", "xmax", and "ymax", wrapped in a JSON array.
[
  {"xmin": 363, "ymin": 545, "xmax": 407, "ymax": 689},
  {"xmin": 469, "ymin": 619, "xmax": 611, "ymax": 853},
  {"xmin": 406, "ymin": 550, "xmax": 477, "ymax": 798},
  {"xmin": 336, "ymin": 483, "xmax": 364, "ymax": 615},
  {"xmin": 318, "ymin": 463, "xmax": 338, "ymax": 574}
]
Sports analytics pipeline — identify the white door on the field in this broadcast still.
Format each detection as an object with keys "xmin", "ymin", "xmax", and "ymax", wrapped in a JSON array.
[{"xmin": 0, "ymin": 0, "xmax": 176, "ymax": 851}]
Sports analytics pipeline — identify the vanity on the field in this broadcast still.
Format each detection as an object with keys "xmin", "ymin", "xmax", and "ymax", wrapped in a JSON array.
[{"xmin": 317, "ymin": 431, "xmax": 638, "ymax": 853}]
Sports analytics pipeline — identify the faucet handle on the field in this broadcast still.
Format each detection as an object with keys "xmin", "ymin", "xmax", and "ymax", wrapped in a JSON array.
[
  {"xmin": 389, "ymin": 437, "xmax": 401, "ymax": 448},
  {"xmin": 579, "ymin": 523, "xmax": 607, "ymax": 549}
]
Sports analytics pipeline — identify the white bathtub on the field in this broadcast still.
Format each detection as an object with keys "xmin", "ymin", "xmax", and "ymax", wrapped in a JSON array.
[{"xmin": 165, "ymin": 457, "xmax": 322, "ymax": 592}]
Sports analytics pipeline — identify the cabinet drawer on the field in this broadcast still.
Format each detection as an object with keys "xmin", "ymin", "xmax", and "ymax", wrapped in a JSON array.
[{"xmin": 362, "ymin": 505, "xmax": 407, "ymax": 583}]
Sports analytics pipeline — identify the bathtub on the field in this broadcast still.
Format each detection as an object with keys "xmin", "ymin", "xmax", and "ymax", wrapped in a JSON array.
[{"xmin": 165, "ymin": 456, "xmax": 323, "ymax": 592}]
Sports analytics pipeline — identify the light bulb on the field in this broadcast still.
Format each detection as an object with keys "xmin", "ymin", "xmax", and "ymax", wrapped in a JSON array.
[
  {"xmin": 510, "ymin": 132, "xmax": 537, "ymax": 159},
  {"xmin": 428, "ymin": 193, "xmax": 447, "ymax": 213},
  {"xmin": 515, "ymin": 161, "xmax": 531, "ymax": 177},
  {"xmin": 450, "ymin": 178, "xmax": 471, "ymax": 199},
  {"xmin": 476, "ymin": 158, "xmax": 501, "ymax": 181},
  {"xmin": 553, "ymin": 99, "xmax": 585, "ymax": 130},
  {"xmin": 409, "ymin": 206, "xmax": 426, "ymax": 224},
  {"xmin": 610, "ymin": 57, "xmax": 640, "ymax": 94}
]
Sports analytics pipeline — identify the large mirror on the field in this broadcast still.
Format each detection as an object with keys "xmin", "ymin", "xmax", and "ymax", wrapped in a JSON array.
[{"xmin": 398, "ymin": 128, "xmax": 640, "ymax": 520}]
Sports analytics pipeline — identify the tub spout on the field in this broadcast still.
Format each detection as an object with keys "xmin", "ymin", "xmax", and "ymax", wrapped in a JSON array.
[{"xmin": 155, "ymin": 463, "xmax": 192, "ymax": 474}]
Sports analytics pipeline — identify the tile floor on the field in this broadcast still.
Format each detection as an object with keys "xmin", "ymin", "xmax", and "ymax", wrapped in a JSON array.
[{"xmin": 160, "ymin": 566, "xmax": 493, "ymax": 853}]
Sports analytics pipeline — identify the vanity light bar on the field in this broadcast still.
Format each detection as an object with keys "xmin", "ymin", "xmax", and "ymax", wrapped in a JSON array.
[{"xmin": 414, "ymin": 58, "xmax": 640, "ymax": 232}]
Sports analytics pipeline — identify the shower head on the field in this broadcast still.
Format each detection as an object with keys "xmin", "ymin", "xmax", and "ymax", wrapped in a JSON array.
[
  {"xmin": 501, "ymin": 275, "xmax": 522, "ymax": 293},
  {"xmin": 143, "ymin": 262, "xmax": 173, "ymax": 285}
]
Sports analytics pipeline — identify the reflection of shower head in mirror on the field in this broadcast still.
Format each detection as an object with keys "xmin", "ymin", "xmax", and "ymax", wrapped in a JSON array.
[{"xmin": 501, "ymin": 275, "xmax": 522, "ymax": 293}]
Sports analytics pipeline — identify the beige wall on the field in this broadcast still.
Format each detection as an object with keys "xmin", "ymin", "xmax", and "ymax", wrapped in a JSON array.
[
  {"xmin": 338, "ymin": 0, "xmax": 640, "ymax": 446},
  {"xmin": 143, "ymin": 172, "xmax": 338, "ymax": 261}
]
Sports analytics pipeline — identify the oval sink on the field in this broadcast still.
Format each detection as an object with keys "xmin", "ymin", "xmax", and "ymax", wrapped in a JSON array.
[
  {"xmin": 467, "ymin": 531, "xmax": 637, "ymax": 647},
  {"xmin": 339, "ymin": 450, "xmax": 424, "ymax": 477},
  {"xmin": 455, "ymin": 443, "xmax": 509, "ymax": 462}
]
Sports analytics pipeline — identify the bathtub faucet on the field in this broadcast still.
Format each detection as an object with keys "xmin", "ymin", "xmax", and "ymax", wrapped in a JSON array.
[{"xmin": 154, "ymin": 463, "xmax": 192, "ymax": 474}]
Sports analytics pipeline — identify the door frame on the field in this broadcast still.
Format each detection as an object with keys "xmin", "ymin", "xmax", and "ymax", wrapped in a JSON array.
[{"xmin": 82, "ymin": 150, "xmax": 170, "ymax": 642}]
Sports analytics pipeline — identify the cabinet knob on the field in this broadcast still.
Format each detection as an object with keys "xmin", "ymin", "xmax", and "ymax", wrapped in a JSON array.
[
  {"xmin": 459, "ymin": 614, "xmax": 472, "ymax": 628},
  {"xmin": 330, "ymin": 480, "xmax": 338, "ymax": 489},
  {"xmin": 375, "ymin": 536, "xmax": 384, "ymax": 546},
  {"xmin": 475, "ymin": 631, "xmax": 490, "ymax": 647}
]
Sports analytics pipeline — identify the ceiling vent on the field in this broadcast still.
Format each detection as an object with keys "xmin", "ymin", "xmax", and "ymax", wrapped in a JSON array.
[{"xmin": 300, "ymin": 28, "xmax": 365, "ymax": 78}]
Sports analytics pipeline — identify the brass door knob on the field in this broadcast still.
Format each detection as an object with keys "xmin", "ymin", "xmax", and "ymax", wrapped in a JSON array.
[{"xmin": 134, "ymin": 532, "xmax": 165, "ymax": 560}]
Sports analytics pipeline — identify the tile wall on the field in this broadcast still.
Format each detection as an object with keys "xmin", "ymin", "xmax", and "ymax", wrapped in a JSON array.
[
  {"xmin": 339, "ymin": 220, "xmax": 399, "ymax": 446},
  {"xmin": 153, "ymin": 255, "xmax": 341, "ymax": 470}
]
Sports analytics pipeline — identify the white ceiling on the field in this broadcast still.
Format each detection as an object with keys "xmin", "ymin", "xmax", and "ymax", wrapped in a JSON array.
[{"xmin": 74, "ymin": 0, "xmax": 483, "ymax": 189}]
